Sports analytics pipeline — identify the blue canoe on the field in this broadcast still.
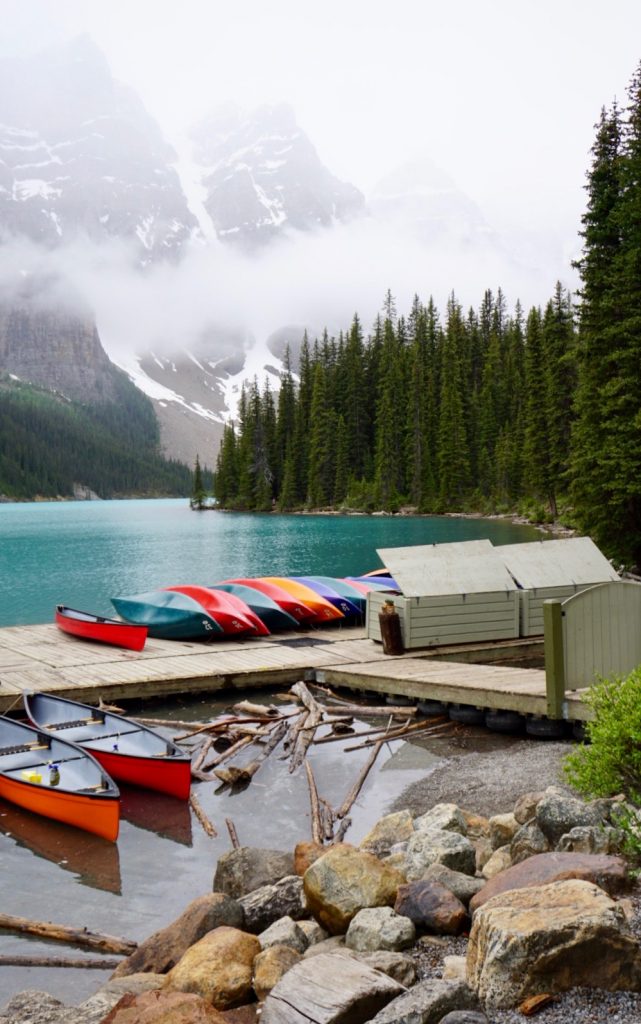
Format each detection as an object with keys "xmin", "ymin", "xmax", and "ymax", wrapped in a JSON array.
[
  {"xmin": 292, "ymin": 577, "xmax": 364, "ymax": 619},
  {"xmin": 111, "ymin": 590, "xmax": 224, "ymax": 641}
]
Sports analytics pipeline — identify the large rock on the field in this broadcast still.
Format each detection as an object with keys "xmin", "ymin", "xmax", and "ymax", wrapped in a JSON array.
[
  {"xmin": 253, "ymin": 945, "xmax": 302, "ymax": 1001},
  {"xmin": 513, "ymin": 791, "xmax": 545, "ymax": 824},
  {"xmin": 99, "ymin": 989, "xmax": 227, "ymax": 1023},
  {"xmin": 556, "ymin": 825, "xmax": 621, "ymax": 855},
  {"xmin": 214, "ymin": 848, "xmax": 294, "ymax": 899},
  {"xmin": 467, "ymin": 879, "xmax": 641, "ymax": 1008},
  {"xmin": 480, "ymin": 847, "xmax": 512, "ymax": 880},
  {"xmin": 359, "ymin": 810, "xmax": 414, "ymax": 857},
  {"xmin": 367, "ymin": 978, "xmax": 478, "ymax": 1023},
  {"xmin": 239, "ymin": 876, "xmax": 307, "ymax": 933},
  {"xmin": 83, "ymin": 974, "xmax": 165, "ymax": 1021},
  {"xmin": 414, "ymin": 804, "xmax": 468, "ymax": 835},
  {"xmin": 405, "ymin": 829, "xmax": 476, "ymax": 880},
  {"xmin": 258, "ymin": 916, "xmax": 308, "ymax": 953},
  {"xmin": 112, "ymin": 893, "xmax": 244, "ymax": 977},
  {"xmin": 509, "ymin": 821, "xmax": 550, "ymax": 864},
  {"xmin": 394, "ymin": 880, "xmax": 468, "ymax": 935},
  {"xmin": 421, "ymin": 863, "xmax": 485, "ymax": 906},
  {"xmin": 164, "ymin": 927, "xmax": 260, "ymax": 1010},
  {"xmin": 488, "ymin": 813, "xmax": 519, "ymax": 850},
  {"xmin": 535, "ymin": 787, "xmax": 608, "ymax": 846},
  {"xmin": 345, "ymin": 906, "xmax": 415, "ymax": 951},
  {"xmin": 469, "ymin": 851, "xmax": 630, "ymax": 913},
  {"xmin": 260, "ymin": 951, "xmax": 405, "ymax": 1023},
  {"xmin": 294, "ymin": 841, "xmax": 328, "ymax": 876},
  {"xmin": 350, "ymin": 950, "xmax": 417, "ymax": 987},
  {"xmin": 303, "ymin": 845, "xmax": 405, "ymax": 934}
]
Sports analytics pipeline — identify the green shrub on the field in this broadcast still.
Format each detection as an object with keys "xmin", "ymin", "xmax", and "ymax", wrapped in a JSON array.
[{"xmin": 564, "ymin": 667, "xmax": 641, "ymax": 799}]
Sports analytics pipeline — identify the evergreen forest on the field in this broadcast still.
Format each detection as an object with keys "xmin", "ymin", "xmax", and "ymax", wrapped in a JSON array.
[
  {"xmin": 214, "ymin": 62, "xmax": 641, "ymax": 571},
  {"xmin": 0, "ymin": 374, "xmax": 192, "ymax": 499}
]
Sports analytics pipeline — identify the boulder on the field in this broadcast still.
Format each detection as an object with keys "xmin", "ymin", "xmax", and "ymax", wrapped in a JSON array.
[
  {"xmin": 296, "ymin": 919, "xmax": 328, "ymax": 946},
  {"xmin": 469, "ymin": 851, "xmax": 630, "ymax": 913},
  {"xmin": 488, "ymin": 813, "xmax": 519, "ymax": 850},
  {"xmin": 535, "ymin": 787, "xmax": 608, "ymax": 847},
  {"xmin": 303, "ymin": 845, "xmax": 405, "ymax": 934},
  {"xmin": 481, "ymin": 846, "xmax": 512, "ymax": 880},
  {"xmin": 359, "ymin": 810, "xmax": 415, "ymax": 857},
  {"xmin": 467, "ymin": 879, "xmax": 641, "ymax": 1008},
  {"xmin": 214, "ymin": 848, "xmax": 294, "ymax": 899},
  {"xmin": 302, "ymin": 935, "xmax": 346, "ymax": 958},
  {"xmin": 509, "ymin": 821, "xmax": 550, "ymax": 865},
  {"xmin": 258, "ymin": 916, "xmax": 308, "ymax": 953},
  {"xmin": 260, "ymin": 951, "xmax": 405, "ymax": 1023},
  {"xmin": 99, "ymin": 989, "xmax": 227, "ymax": 1023},
  {"xmin": 112, "ymin": 893, "xmax": 244, "ymax": 977},
  {"xmin": 556, "ymin": 825, "xmax": 621, "ymax": 855},
  {"xmin": 414, "ymin": 803, "xmax": 468, "ymax": 835},
  {"xmin": 82, "ymin": 974, "xmax": 165, "ymax": 1021},
  {"xmin": 421, "ymin": 863, "xmax": 485, "ymax": 906},
  {"xmin": 294, "ymin": 841, "xmax": 328, "ymax": 876},
  {"xmin": 460, "ymin": 810, "xmax": 490, "ymax": 841},
  {"xmin": 405, "ymin": 829, "xmax": 476, "ymax": 880},
  {"xmin": 513, "ymin": 791, "xmax": 545, "ymax": 824},
  {"xmin": 394, "ymin": 880, "xmax": 468, "ymax": 935},
  {"xmin": 442, "ymin": 955, "xmax": 468, "ymax": 981},
  {"xmin": 253, "ymin": 945, "xmax": 301, "ymax": 1001},
  {"xmin": 350, "ymin": 950, "xmax": 417, "ymax": 986},
  {"xmin": 345, "ymin": 906, "xmax": 415, "ymax": 951},
  {"xmin": 366, "ymin": 978, "xmax": 478, "ymax": 1024},
  {"xmin": 239, "ymin": 876, "xmax": 307, "ymax": 934},
  {"xmin": 164, "ymin": 926, "xmax": 260, "ymax": 1010}
]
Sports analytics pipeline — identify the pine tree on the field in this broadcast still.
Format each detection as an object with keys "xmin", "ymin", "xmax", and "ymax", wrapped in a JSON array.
[
  {"xmin": 190, "ymin": 454, "xmax": 206, "ymax": 509},
  {"xmin": 571, "ymin": 87, "xmax": 641, "ymax": 566},
  {"xmin": 437, "ymin": 295, "xmax": 470, "ymax": 506}
]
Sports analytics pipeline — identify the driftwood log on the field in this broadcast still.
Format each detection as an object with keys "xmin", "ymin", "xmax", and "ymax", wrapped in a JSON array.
[
  {"xmin": 214, "ymin": 720, "xmax": 287, "ymax": 787},
  {"xmin": 189, "ymin": 793, "xmax": 217, "ymax": 836},
  {"xmin": 0, "ymin": 914, "xmax": 136, "ymax": 955},
  {"xmin": 0, "ymin": 954, "xmax": 122, "ymax": 969}
]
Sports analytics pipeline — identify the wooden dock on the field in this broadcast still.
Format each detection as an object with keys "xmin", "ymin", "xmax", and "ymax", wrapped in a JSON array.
[{"xmin": 0, "ymin": 623, "xmax": 589, "ymax": 723}]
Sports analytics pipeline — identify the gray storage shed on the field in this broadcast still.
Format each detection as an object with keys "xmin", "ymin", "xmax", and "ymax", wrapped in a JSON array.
[
  {"xmin": 366, "ymin": 539, "xmax": 520, "ymax": 648},
  {"xmin": 495, "ymin": 536, "xmax": 620, "ymax": 637}
]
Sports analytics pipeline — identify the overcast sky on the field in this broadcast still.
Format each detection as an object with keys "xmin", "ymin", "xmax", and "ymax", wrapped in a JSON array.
[{"xmin": 2, "ymin": 0, "xmax": 641, "ymax": 343}]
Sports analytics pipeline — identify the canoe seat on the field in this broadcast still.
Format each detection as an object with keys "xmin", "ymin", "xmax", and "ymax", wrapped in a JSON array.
[
  {"xmin": 0, "ymin": 742, "xmax": 49, "ymax": 757},
  {"xmin": 45, "ymin": 717, "xmax": 101, "ymax": 731}
]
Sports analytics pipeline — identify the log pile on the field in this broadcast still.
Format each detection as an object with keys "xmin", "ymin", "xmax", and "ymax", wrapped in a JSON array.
[{"xmin": 166, "ymin": 682, "xmax": 456, "ymax": 845}]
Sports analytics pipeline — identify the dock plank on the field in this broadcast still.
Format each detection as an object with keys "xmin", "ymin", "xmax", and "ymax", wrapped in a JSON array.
[{"xmin": 0, "ymin": 623, "xmax": 586, "ymax": 723}]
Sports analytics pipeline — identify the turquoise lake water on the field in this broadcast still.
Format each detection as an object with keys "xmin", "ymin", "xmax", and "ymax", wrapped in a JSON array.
[{"xmin": 0, "ymin": 499, "xmax": 541, "ymax": 627}]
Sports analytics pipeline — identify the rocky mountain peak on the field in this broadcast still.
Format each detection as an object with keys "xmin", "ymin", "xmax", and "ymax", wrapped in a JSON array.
[{"xmin": 190, "ymin": 101, "xmax": 365, "ymax": 249}]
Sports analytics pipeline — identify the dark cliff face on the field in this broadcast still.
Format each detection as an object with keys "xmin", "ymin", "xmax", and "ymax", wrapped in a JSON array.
[{"xmin": 0, "ymin": 302, "xmax": 122, "ymax": 404}]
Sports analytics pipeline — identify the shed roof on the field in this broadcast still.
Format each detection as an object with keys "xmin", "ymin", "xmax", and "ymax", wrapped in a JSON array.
[
  {"xmin": 376, "ymin": 539, "xmax": 518, "ymax": 597},
  {"xmin": 494, "ymin": 536, "xmax": 619, "ymax": 589}
]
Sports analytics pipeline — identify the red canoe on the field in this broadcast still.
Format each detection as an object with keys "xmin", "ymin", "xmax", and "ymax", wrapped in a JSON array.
[
  {"xmin": 164, "ymin": 585, "xmax": 269, "ymax": 635},
  {"xmin": 24, "ymin": 692, "xmax": 192, "ymax": 801},
  {"xmin": 223, "ymin": 578, "xmax": 317, "ymax": 623},
  {"xmin": 55, "ymin": 605, "xmax": 148, "ymax": 652}
]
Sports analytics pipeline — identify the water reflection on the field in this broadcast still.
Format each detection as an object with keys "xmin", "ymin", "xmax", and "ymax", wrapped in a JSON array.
[
  {"xmin": 0, "ymin": 798, "xmax": 122, "ymax": 895},
  {"xmin": 120, "ymin": 786, "xmax": 192, "ymax": 846}
]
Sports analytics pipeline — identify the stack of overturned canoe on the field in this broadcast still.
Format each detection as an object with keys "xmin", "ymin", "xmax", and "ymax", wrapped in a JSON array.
[
  {"xmin": 0, "ymin": 692, "xmax": 192, "ymax": 842},
  {"xmin": 110, "ymin": 573, "xmax": 400, "ymax": 641}
]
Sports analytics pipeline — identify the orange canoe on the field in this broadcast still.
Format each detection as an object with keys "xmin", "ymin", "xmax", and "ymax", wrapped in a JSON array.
[
  {"xmin": 0, "ymin": 715, "xmax": 119, "ymax": 842},
  {"xmin": 259, "ymin": 578, "xmax": 344, "ymax": 622}
]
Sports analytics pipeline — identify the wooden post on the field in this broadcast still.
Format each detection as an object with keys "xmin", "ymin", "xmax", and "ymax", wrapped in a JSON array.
[
  {"xmin": 544, "ymin": 599, "xmax": 566, "ymax": 720},
  {"xmin": 378, "ymin": 600, "xmax": 404, "ymax": 655}
]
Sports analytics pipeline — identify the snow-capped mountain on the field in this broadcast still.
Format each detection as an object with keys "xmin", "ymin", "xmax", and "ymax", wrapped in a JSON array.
[
  {"xmin": 190, "ymin": 103, "xmax": 365, "ymax": 248},
  {"xmin": 0, "ymin": 35, "xmax": 197, "ymax": 262}
]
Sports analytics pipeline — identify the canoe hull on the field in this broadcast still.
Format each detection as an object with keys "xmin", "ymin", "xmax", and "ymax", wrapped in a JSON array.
[
  {"xmin": 223, "ymin": 578, "xmax": 315, "ymax": 623},
  {"xmin": 55, "ymin": 606, "xmax": 148, "ymax": 652},
  {"xmin": 24, "ymin": 691, "xmax": 191, "ymax": 801},
  {"xmin": 260, "ymin": 578, "xmax": 344, "ymax": 622},
  {"xmin": 0, "ymin": 774, "xmax": 119, "ymax": 842},
  {"xmin": 88, "ymin": 748, "xmax": 191, "ymax": 800},
  {"xmin": 111, "ymin": 591, "xmax": 223, "ymax": 640}
]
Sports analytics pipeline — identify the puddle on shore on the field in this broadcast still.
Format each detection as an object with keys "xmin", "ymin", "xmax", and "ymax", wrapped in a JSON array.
[{"xmin": 0, "ymin": 688, "xmax": 515, "ymax": 1006}]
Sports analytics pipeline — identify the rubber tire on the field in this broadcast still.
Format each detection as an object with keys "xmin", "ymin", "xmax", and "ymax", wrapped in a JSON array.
[
  {"xmin": 485, "ymin": 709, "xmax": 525, "ymax": 734},
  {"xmin": 417, "ymin": 699, "xmax": 449, "ymax": 716},
  {"xmin": 573, "ymin": 720, "xmax": 589, "ymax": 742},
  {"xmin": 448, "ymin": 704, "xmax": 487, "ymax": 726},
  {"xmin": 387, "ymin": 694, "xmax": 416, "ymax": 707},
  {"xmin": 525, "ymin": 716, "xmax": 568, "ymax": 739}
]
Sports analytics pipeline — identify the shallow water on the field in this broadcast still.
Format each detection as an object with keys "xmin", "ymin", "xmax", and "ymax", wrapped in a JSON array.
[{"xmin": 0, "ymin": 687, "xmax": 472, "ymax": 1004}]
